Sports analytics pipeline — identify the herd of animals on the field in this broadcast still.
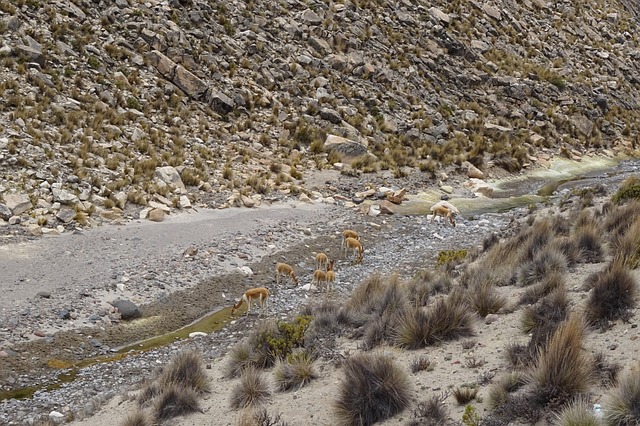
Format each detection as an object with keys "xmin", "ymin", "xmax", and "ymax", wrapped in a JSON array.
[{"xmin": 229, "ymin": 201, "xmax": 460, "ymax": 317}]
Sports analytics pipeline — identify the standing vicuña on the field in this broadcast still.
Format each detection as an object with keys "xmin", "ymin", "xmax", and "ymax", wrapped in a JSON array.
[
  {"xmin": 315, "ymin": 252, "xmax": 329, "ymax": 270},
  {"xmin": 325, "ymin": 260, "xmax": 336, "ymax": 292},
  {"xmin": 231, "ymin": 287, "xmax": 269, "ymax": 317},
  {"xmin": 342, "ymin": 230, "xmax": 360, "ymax": 255},
  {"xmin": 429, "ymin": 201, "xmax": 459, "ymax": 228},
  {"xmin": 275, "ymin": 262, "xmax": 299, "ymax": 286},
  {"xmin": 345, "ymin": 237, "xmax": 363, "ymax": 263}
]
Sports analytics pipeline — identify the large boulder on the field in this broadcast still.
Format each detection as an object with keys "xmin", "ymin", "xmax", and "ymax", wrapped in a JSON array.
[
  {"xmin": 110, "ymin": 299, "xmax": 141, "ymax": 320},
  {"xmin": 3, "ymin": 193, "xmax": 32, "ymax": 215},
  {"xmin": 155, "ymin": 166, "xmax": 185, "ymax": 190},
  {"xmin": 324, "ymin": 134, "xmax": 368, "ymax": 157}
]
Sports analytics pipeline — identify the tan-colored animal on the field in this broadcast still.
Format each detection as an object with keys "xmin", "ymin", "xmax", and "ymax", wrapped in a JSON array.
[
  {"xmin": 275, "ymin": 262, "xmax": 299, "ymax": 286},
  {"xmin": 231, "ymin": 287, "xmax": 269, "ymax": 316},
  {"xmin": 312, "ymin": 268, "xmax": 327, "ymax": 291},
  {"xmin": 345, "ymin": 237, "xmax": 363, "ymax": 263},
  {"xmin": 315, "ymin": 252, "xmax": 329, "ymax": 270},
  {"xmin": 430, "ymin": 201, "xmax": 460, "ymax": 228},
  {"xmin": 342, "ymin": 230, "xmax": 360, "ymax": 254},
  {"xmin": 325, "ymin": 260, "xmax": 336, "ymax": 292}
]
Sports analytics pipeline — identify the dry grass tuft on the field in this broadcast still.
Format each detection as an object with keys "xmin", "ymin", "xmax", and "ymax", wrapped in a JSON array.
[
  {"xmin": 396, "ymin": 291, "xmax": 474, "ymax": 349},
  {"xmin": 610, "ymin": 218, "xmax": 640, "ymax": 269},
  {"xmin": 334, "ymin": 352, "xmax": 411, "ymax": 426},
  {"xmin": 466, "ymin": 272, "xmax": 507, "ymax": 317},
  {"xmin": 554, "ymin": 397, "xmax": 601, "ymax": 426},
  {"xmin": 409, "ymin": 355, "xmax": 433, "ymax": 374},
  {"xmin": 159, "ymin": 350, "xmax": 210, "ymax": 393},
  {"xmin": 273, "ymin": 353, "xmax": 318, "ymax": 391},
  {"xmin": 517, "ymin": 245, "xmax": 568, "ymax": 287},
  {"xmin": 519, "ymin": 270, "xmax": 565, "ymax": 305},
  {"xmin": 572, "ymin": 223, "xmax": 605, "ymax": 263},
  {"xmin": 155, "ymin": 384, "xmax": 202, "ymax": 421},
  {"xmin": 236, "ymin": 407, "xmax": 290, "ymax": 426},
  {"xmin": 585, "ymin": 263, "xmax": 637, "ymax": 325},
  {"xmin": 408, "ymin": 393, "xmax": 450, "ymax": 426},
  {"xmin": 530, "ymin": 315, "xmax": 593, "ymax": 407},
  {"xmin": 230, "ymin": 367, "xmax": 272, "ymax": 410},
  {"xmin": 225, "ymin": 340, "xmax": 258, "ymax": 379},
  {"xmin": 603, "ymin": 362, "xmax": 640, "ymax": 425},
  {"xmin": 120, "ymin": 410, "xmax": 154, "ymax": 426},
  {"xmin": 452, "ymin": 386, "xmax": 478, "ymax": 405}
]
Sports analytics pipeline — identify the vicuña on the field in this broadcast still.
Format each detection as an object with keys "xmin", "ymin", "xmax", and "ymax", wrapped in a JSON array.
[
  {"xmin": 275, "ymin": 262, "xmax": 299, "ymax": 286},
  {"xmin": 231, "ymin": 287, "xmax": 269, "ymax": 317}
]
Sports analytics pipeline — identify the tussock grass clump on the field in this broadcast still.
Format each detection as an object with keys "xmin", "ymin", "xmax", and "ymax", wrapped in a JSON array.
[
  {"xmin": 488, "ymin": 371, "xmax": 525, "ymax": 408},
  {"xmin": 530, "ymin": 315, "xmax": 593, "ymax": 407},
  {"xmin": 572, "ymin": 223, "xmax": 605, "ymax": 263},
  {"xmin": 230, "ymin": 367, "xmax": 272, "ymax": 410},
  {"xmin": 345, "ymin": 274, "xmax": 387, "ymax": 317},
  {"xmin": 396, "ymin": 291, "xmax": 474, "ymax": 349},
  {"xmin": 603, "ymin": 362, "xmax": 640, "ymax": 425},
  {"xmin": 521, "ymin": 219, "xmax": 554, "ymax": 262},
  {"xmin": 120, "ymin": 410, "xmax": 154, "ymax": 426},
  {"xmin": 335, "ymin": 353, "xmax": 411, "ymax": 426},
  {"xmin": 519, "ymin": 270, "xmax": 565, "ymax": 305},
  {"xmin": 586, "ymin": 263, "xmax": 637, "ymax": 325},
  {"xmin": 408, "ymin": 394, "xmax": 450, "ymax": 426},
  {"xmin": 517, "ymin": 246, "xmax": 567, "ymax": 287},
  {"xmin": 604, "ymin": 200, "xmax": 640, "ymax": 238},
  {"xmin": 273, "ymin": 353, "xmax": 318, "ymax": 391},
  {"xmin": 155, "ymin": 384, "xmax": 202, "ymax": 421},
  {"xmin": 610, "ymin": 219, "xmax": 640, "ymax": 269},
  {"xmin": 236, "ymin": 407, "xmax": 289, "ymax": 426},
  {"xmin": 159, "ymin": 350, "xmax": 210, "ymax": 393},
  {"xmin": 466, "ymin": 273, "xmax": 507, "ymax": 317},
  {"xmin": 453, "ymin": 386, "xmax": 478, "ymax": 405},
  {"xmin": 410, "ymin": 355, "xmax": 433, "ymax": 374},
  {"xmin": 554, "ymin": 397, "xmax": 601, "ymax": 426},
  {"xmin": 225, "ymin": 340, "xmax": 258, "ymax": 379},
  {"xmin": 521, "ymin": 286, "xmax": 568, "ymax": 335}
]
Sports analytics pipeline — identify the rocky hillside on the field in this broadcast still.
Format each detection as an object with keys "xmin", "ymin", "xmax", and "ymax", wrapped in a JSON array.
[{"xmin": 1, "ymin": 0, "xmax": 639, "ymax": 231}]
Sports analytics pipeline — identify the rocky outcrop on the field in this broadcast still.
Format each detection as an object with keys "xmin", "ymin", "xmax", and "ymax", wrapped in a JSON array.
[{"xmin": 0, "ymin": 0, "xmax": 639, "ymax": 235}]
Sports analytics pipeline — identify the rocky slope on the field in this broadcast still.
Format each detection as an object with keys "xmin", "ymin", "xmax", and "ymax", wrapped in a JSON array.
[{"xmin": 1, "ymin": 0, "xmax": 640, "ymax": 234}]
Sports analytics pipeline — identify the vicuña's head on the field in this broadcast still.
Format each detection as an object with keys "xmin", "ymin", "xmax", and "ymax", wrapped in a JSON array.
[
  {"xmin": 328, "ymin": 260, "xmax": 335, "ymax": 271},
  {"xmin": 231, "ymin": 300, "xmax": 242, "ymax": 315}
]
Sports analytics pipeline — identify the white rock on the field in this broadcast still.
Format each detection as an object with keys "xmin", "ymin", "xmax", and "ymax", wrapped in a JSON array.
[
  {"xmin": 238, "ymin": 266, "xmax": 253, "ymax": 276},
  {"xmin": 49, "ymin": 411, "xmax": 64, "ymax": 419},
  {"xmin": 188, "ymin": 332, "xmax": 207, "ymax": 339}
]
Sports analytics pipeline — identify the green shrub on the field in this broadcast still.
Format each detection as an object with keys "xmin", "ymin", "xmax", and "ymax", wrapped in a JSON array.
[
  {"xmin": 612, "ymin": 176, "xmax": 640, "ymax": 204},
  {"xmin": 436, "ymin": 249, "xmax": 468, "ymax": 266}
]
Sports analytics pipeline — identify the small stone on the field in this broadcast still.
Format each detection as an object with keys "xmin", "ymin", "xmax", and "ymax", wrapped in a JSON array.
[
  {"xmin": 34, "ymin": 330, "xmax": 47, "ymax": 337},
  {"xmin": 189, "ymin": 332, "xmax": 207, "ymax": 338},
  {"xmin": 147, "ymin": 208, "xmax": 165, "ymax": 222},
  {"xmin": 37, "ymin": 291, "xmax": 51, "ymax": 299},
  {"xmin": 58, "ymin": 309, "xmax": 71, "ymax": 320}
]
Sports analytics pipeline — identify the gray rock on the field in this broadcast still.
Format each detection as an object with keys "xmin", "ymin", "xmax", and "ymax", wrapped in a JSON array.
[
  {"xmin": 3, "ymin": 193, "xmax": 32, "ymax": 215},
  {"xmin": 0, "ymin": 204, "xmax": 11, "ymax": 220},
  {"xmin": 324, "ymin": 134, "xmax": 368, "ymax": 157},
  {"xmin": 36, "ymin": 291, "xmax": 51, "ymax": 299},
  {"xmin": 155, "ymin": 166, "xmax": 185, "ymax": 190},
  {"xmin": 110, "ymin": 299, "xmax": 141, "ymax": 320},
  {"xmin": 58, "ymin": 309, "xmax": 71, "ymax": 320},
  {"xmin": 56, "ymin": 207, "xmax": 76, "ymax": 223},
  {"xmin": 52, "ymin": 188, "xmax": 79, "ymax": 204}
]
